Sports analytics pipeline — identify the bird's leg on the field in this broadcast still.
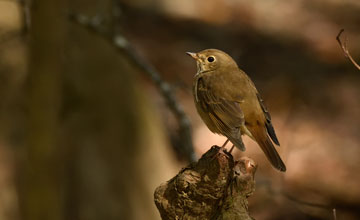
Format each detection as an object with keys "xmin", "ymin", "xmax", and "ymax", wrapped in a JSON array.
[
  {"xmin": 210, "ymin": 139, "xmax": 231, "ymax": 161},
  {"xmin": 221, "ymin": 139, "xmax": 230, "ymax": 149},
  {"xmin": 229, "ymin": 145, "xmax": 235, "ymax": 154}
]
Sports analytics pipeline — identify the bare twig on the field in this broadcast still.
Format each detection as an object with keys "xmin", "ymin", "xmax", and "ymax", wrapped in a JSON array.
[
  {"xmin": 258, "ymin": 179, "xmax": 343, "ymax": 219},
  {"xmin": 258, "ymin": 179, "xmax": 332, "ymax": 209},
  {"xmin": 69, "ymin": 13, "xmax": 197, "ymax": 162},
  {"xmin": 333, "ymin": 208, "xmax": 337, "ymax": 220},
  {"xmin": 336, "ymin": 29, "xmax": 360, "ymax": 71},
  {"xmin": 282, "ymin": 191, "xmax": 331, "ymax": 209}
]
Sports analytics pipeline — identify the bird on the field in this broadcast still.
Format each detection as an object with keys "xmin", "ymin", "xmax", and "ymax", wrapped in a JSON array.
[{"xmin": 187, "ymin": 49, "xmax": 286, "ymax": 172}]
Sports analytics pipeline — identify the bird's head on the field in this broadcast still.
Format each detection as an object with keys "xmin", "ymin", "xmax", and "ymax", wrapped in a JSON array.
[{"xmin": 186, "ymin": 49, "xmax": 238, "ymax": 74}]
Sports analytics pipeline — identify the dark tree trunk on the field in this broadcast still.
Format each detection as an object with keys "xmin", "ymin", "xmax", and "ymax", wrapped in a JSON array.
[
  {"xmin": 18, "ymin": 0, "xmax": 67, "ymax": 219},
  {"xmin": 17, "ymin": 0, "xmax": 179, "ymax": 220}
]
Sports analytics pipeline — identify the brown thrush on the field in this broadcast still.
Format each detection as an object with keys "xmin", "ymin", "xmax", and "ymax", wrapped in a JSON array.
[{"xmin": 187, "ymin": 49, "xmax": 286, "ymax": 172}]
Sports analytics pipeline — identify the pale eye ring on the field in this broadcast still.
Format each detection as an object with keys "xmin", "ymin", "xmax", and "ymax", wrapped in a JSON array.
[{"xmin": 207, "ymin": 56, "xmax": 215, "ymax": 62}]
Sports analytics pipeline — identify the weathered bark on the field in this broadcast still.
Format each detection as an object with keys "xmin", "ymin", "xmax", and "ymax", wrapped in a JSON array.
[{"xmin": 154, "ymin": 146, "xmax": 257, "ymax": 220}]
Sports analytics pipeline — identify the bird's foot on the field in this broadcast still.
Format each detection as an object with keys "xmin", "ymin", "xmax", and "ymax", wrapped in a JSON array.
[{"xmin": 210, "ymin": 145, "xmax": 232, "ymax": 161}]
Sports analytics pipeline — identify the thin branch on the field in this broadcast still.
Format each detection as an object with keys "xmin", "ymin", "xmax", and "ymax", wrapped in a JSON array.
[
  {"xmin": 69, "ymin": 13, "xmax": 197, "ymax": 162},
  {"xmin": 258, "ymin": 180, "xmax": 332, "ymax": 209},
  {"xmin": 282, "ymin": 191, "xmax": 331, "ymax": 209},
  {"xmin": 259, "ymin": 181, "xmax": 340, "ymax": 220},
  {"xmin": 336, "ymin": 29, "xmax": 360, "ymax": 71}
]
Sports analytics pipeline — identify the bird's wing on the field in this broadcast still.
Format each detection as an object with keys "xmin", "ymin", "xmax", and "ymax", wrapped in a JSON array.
[
  {"xmin": 196, "ymin": 77, "xmax": 245, "ymax": 140},
  {"xmin": 256, "ymin": 93, "xmax": 280, "ymax": 145}
]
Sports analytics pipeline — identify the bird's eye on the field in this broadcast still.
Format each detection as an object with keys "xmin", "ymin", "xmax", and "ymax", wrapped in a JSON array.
[{"xmin": 207, "ymin": 56, "xmax": 215, "ymax": 62}]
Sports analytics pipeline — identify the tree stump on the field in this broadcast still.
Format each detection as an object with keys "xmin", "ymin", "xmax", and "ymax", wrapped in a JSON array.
[{"xmin": 154, "ymin": 146, "xmax": 257, "ymax": 220}]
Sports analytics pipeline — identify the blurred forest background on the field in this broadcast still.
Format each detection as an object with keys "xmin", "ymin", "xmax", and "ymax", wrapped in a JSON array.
[{"xmin": 0, "ymin": 0, "xmax": 360, "ymax": 219}]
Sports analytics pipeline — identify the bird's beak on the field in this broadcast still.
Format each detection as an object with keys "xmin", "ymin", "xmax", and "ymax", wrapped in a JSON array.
[{"xmin": 186, "ymin": 52, "xmax": 198, "ymax": 60}]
